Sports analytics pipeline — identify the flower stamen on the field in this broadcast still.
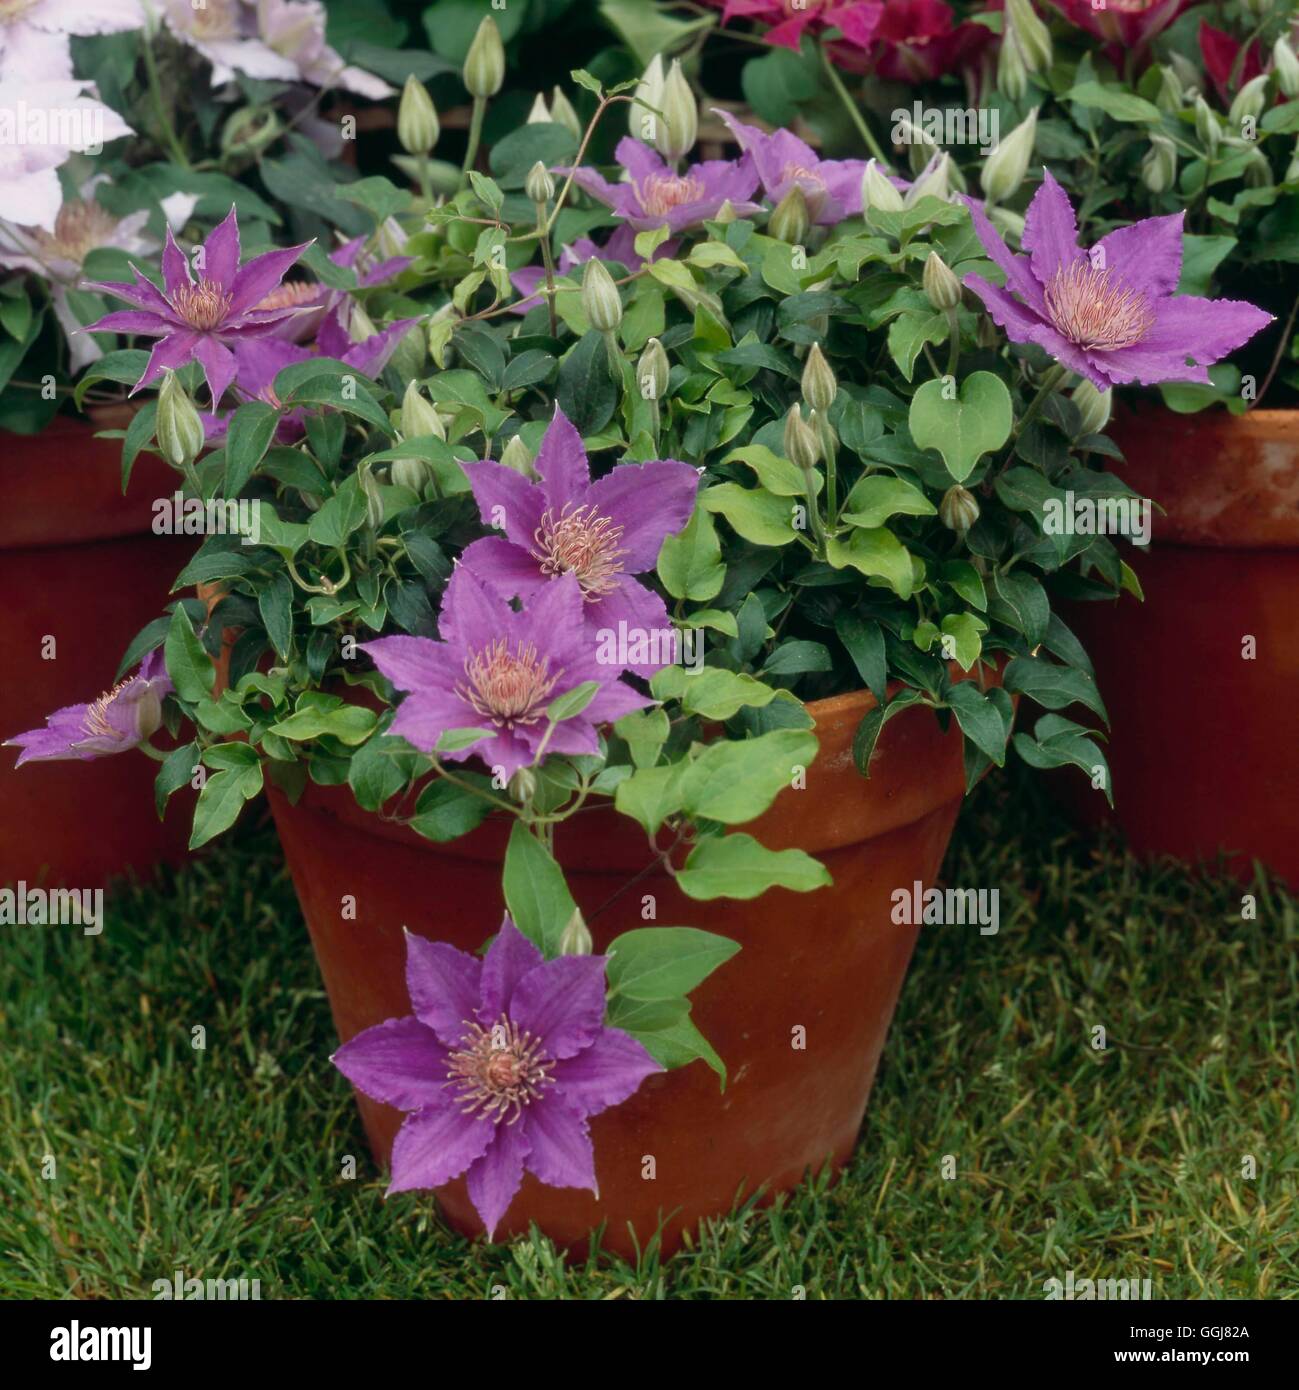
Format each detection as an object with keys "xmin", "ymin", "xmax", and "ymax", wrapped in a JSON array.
[
  {"xmin": 457, "ymin": 639, "xmax": 561, "ymax": 729},
  {"xmin": 81, "ymin": 683, "xmax": 131, "ymax": 742},
  {"xmin": 1044, "ymin": 259, "xmax": 1155, "ymax": 353},
  {"xmin": 639, "ymin": 172, "xmax": 704, "ymax": 217},
  {"xmin": 445, "ymin": 1015, "xmax": 555, "ymax": 1125},
  {"xmin": 531, "ymin": 503, "xmax": 625, "ymax": 599},
  {"xmin": 171, "ymin": 279, "xmax": 234, "ymax": 332}
]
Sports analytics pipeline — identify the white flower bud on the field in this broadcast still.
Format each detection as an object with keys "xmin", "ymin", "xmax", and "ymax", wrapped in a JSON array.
[
  {"xmin": 391, "ymin": 455, "xmax": 431, "ymax": 494},
  {"xmin": 783, "ymin": 406, "xmax": 820, "ymax": 473},
  {"xmin": 463, "ymin": 16, "xmax": 505, "ymax": 100},
  {"xmin": 768, "ymin": 185, "xmax": 810, "ymax": 243},
  {"xmin": 347, "ymin": 303, "xmax": 377, "ymax": 345},
  {"xmin": 156, "ymin": 369, "xmax": 205, "ymax": 470},
  {"xmin": 638, "ymin": 336, "xmax": 670, "ymax": 401},
  {"xmin": 558, "ymin": 909, "xmax": 593, "ymax": 957},
  {"xmin": 980, "ymin": 107, "xmax": 1037, "ymax": 205},
  {"xmin": 550, "ymin": 86, "xmax": 582, "ymax": 139},
  {"xmin": 1005, "ymin": 0, "xmax": 1052, "ymax": 72},
  {"xmin": 360, "ymin": 465, "xmax": 384, "ymax": 529},
  {"xmin": 527, "ymin": 92, "xmax": 551, "ymax": 125},
  {"xmin": 1228, "ymin": 74, "xmax": 1269, "ymax": 128},
  {"xmin": 525, "ymin": 160, "xmax": 555, "ymax": 205},
  {"xmin": 998, "ymin": 33, "xmax": 1028, "ymax": 104},
  {"xmin": 1274, "ymin": 36, "xmax": 1299, "ymax": 100},
  {"xmin": 400, "ymin": 381, "xmax": 445, "ymax": 440},
  {"xmin": 1070, "ymin": 380, "xmax": 1112, "ymax": 438},
  {"xmin": 1195, "ymin": 96, "xmax": 1223, "ymax": 155},
  {"xmin": 939, "ymin": 485, "xmax": 980, "ymax": 534},
  {"xmin": 801, "ymin": 342, "xmax": 837, "ymax": 413},
  {"xmin": 1156, "ymin": 65, "xmax": 1183, "ymax": 113},
  {"xmin": 397, "ymin": 76, "xmax": 438, "ymax": 156},
  {"xmin": 655, "ymin": 59, "xmax": 698, "ymax": 162},
  {"xmin": 630, "ymin": 54, "xmax": 665, "ymax": 144},
  {"xmin": 1141, "ymin": 135, "xmax": 1177, "ymax": 195},
  {"xmin": 501, "ymin": 433, "xmax": 539, "ymax": 480},
  {"xmin": 581, "ymin": 258, "xmax": 623, "ymax": 333},
  {"xmin": 923, "ymin": 252, "xmax": 962, "ymax": 311},
  {"xmin": 907, "ymin": 151, "xmax": 952, "ymax": 205},
  {"xmin": 861, "ymin": 159, "xmax": 906, "ymax": 213}
]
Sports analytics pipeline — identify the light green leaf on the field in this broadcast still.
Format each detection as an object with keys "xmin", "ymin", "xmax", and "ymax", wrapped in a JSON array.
[
  {"xmin": 908, "ymin": 370, "xmax": 1013, "ymax": 482},
  {"xmin": 677, "ymin": 833, "xmax": 831, "ymax": 900}
]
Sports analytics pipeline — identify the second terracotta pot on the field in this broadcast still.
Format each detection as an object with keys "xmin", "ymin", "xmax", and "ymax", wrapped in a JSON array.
[{"xmin": 1062, "ymin": 404, "xmax": 1299, "ymax": 886}]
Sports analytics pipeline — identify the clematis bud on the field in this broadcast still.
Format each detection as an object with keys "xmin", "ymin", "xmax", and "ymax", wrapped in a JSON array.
[
  {"xmin": 500, "ymin": 433, "xmax": 539, "ymax": 480},
  {"xmin": 400, "ymin": 381, "xmax": 444, "ymax": 440},
  {"xmin": 397, "ymin": 76, "xmax": 439, "ymax": 156},
  {"xmin": 1195, "ymin": 96, "xmax": 1223, "ymax": 155},
  {"xmin": 783, "ymin": 405, "xmax": 820, "ymax": 473},
  {"xmin": 998, "ymin": 32, "xmax": 1028, "ymax": 104},
  {"xmin": 581, "ymin": 257, "xmax": 622, "ymax": 333},
  {"xmin": 525, "ymin": 159, "xmax": 555, "ymax": 205},
  {"xmin": 156, "ymin": 370, "xmax": 205, "ymax": 470},
  {"xmin": 907, "ymin": 151, "xmax": 951, "ymax": 205},
  {"xmin": 391, "ymin": 455, "xmax": 431, "ymax": 494},
  {"xmin": 527, "ymin": 92, "xmax": 551, "ymax": 124},
  {"xmin": 630, "ymin": 54, "xmax": 665, "ymax": 144},
  {"xmin": 939, "ymin": 484, "xmax": 980, "ymax": 534},
  {"xmin": 638, "ymin": 336, "xmax": 670, "ymax": 401},
  {"xmin": 988, "ymin": 205, "xmax": 1026, "ymax": 240},
  {"xmin": 463, "ymin": 16, "xmax": 505, "ymax": 99},
  {"xmin": 1005, "ymin": 0, "xmax": 1051, "ymax": 72},
  {"xmin": 1275, "ymin": 36, "xmax": 1299, "ymax": 99},
  {"xmin": 360, "ymin": 465, "xmax": 384, "ymax": 529},
  {"xmin": 1228, "ymin": 74, "xmax": 1269, "ymax": 129},
  {"xmin": 347, "ymin": 303, "xmax": 377, "ymax": 344},
  {"xmin": 923, "ymin": 252, "xmax": 962, "ymax": 311},
  {"xmin": 507, "ymin": 766, "xmax": 537, "ymax": 804},
  {"xmin": 981, "ymin": 107, "xmax": 1037, "ymax": 205},
  {"xmin": 1156, "ymin": 65, "xmax": 1184, "ymax": 114},
  {"xmin": 550, "ymin": 86, "xmax": 582, "ymax": 138},
  {"xmin": 1169, "ymin": 51, "xmax": 1200, "ymax": 95},
  {"xmin": 768, "ymin": 185, "xmax": 810, "ymax": 244},
  {"xmin": 655, "ymin": 59, "xmax": 698, "ymax": 162},
  {"xmin": 712, "ymin": 198, "xmax": 739, "ymax": 224},
  {"xmin": 1141, "ymin": 135, "xmax": 1177, "ymax": 195},
  {"xmin": 861, "ymin": 159, "xmax": 906, "ymax": 213},
  {"xmin": 558, "ymin": 909, "xmax": 593, "ymax": 957},
  {"xmin": 801, "ymin": 343, "xmax": 837, "ymax": 413},
  {"xmin": 1070, "ymin": 380, "xmax": 1111, "ymax": 438}
]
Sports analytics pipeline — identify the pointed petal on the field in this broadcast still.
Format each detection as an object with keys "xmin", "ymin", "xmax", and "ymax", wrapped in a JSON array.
[
  {"xmin": 522, "ymin": 1098, "xmax": 596, "ymax": 1192},
  {"xmin": 439, "ymin": 562, "xmax": 514, "ymax": 647},
  {"xmin": 958, "ymin": 194, "xmax": 1045, "ymax": 312},
  {"xmin": 462, "ymin": 458, "xmax": 546, "ymax": 547},
  {"xmin": 1089, "ymin": 295, "xmax": 1275, "ymax": 387},
  {"xmin": 534, "ymin": 407, "xmax": 593, "ymax": 511},
  {"xmin": 458, "ymin": 536, "xmax": 548, "ymax": 604},
  {"xmin": 202, "ymin": 206, "xmax": 241, "ymax": 290},
  {"xmin": 386, "ymin": 1105, "xmax": 495, "ymax": 1194},
  {"xmin": 1022, "ymin": 169, "xmax": 1083, "ymax": 287},
  {"xmin": 332, "ymin": 1015, "xmax": 452, "ymax": 1111},
  {"xmin": 464, "ymin": 1119, "xmax": 530, "ymax": 1237},
  {"xmin": 83, "ymin": 309, "xmax": 169, "ymax": 337},
  {"xmin": 161, "ymin": 226, "xmax": 192, "ymax": 297},
  {"xmin": 550, "ymin": 1027, "xmax": 662, "ymax": 1116},
  {"xmin": 585, "ymin": 577, "xmax": 675, "ymax": 679},
  {"xmin": 963, "ymin": 273, "xmax": 1106, "ymax": 386},
  {"xmin": 227, "ymin": 242, "xmax": 312, "ymax": 317},
  {"xmin": 479, "ymin": 918, "xmax": 544, "ymax": 1017},
  {"xmin": 585, "ymin": 459, "xmax": 700, "ymax": 571},
  {"xmin": 1092, "ymin": 212, "xmax": 1185, "ymax": 302},
  {"xmin": 404, "ymin": 931, "xmax": 482, "ymax": 1046},
  {"xmin": 193, "ymin": 335, "xmax": 237, "ymax": 408},
  {"xmin": 386, "ymin": 689, "xmax": 479, "ymax": 754},
  {"xmin": 508, "ymin": 955, "xmax": 608, "ymax": 1060},
  {"xmin": 361, "ymin": 634, "xmax": 455, "ymax": 695},
  {"xmin": 132, "ymin": 331, "xmax": 201, "ymax": 393}
]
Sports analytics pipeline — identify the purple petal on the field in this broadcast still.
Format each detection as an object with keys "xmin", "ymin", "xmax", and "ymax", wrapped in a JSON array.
[
  {"xmin": 386, "ymin": 688, "xmax": 477, "ymax": 754},
  {"xmin": 362, "ymin": 634, "xmax": 455, "ymax": 695},
  {"xmin": 1090, "ymin": 295, "xmax": 1274, "ymax": 387},
  {"xmin": 522, "ymin": 1098, "xmax": 596, "ymax": 1192},
  {"xmin": 227, "ymin": 242, "xmax": 312, "ymax": 317},
  {"xmin": 585, "ymin": 459, "xmax": 700, "ymax": 572},
  {"xmin": 133, "ymin": 330, "xmax": 201, "ymax": 393},
  {"xmin": 404, "ymin": 930, "xmax": 483, "ymax": 1046},
  {"xmin": 1092, "ymin": 211, "xmax": 1185, "ymax": 302},
  {"xmin": 161, "ymin": 226, "xmax": 192, "ymax": 297},
  {"xmin": 88, "ymin": 271, "xmax": 172, "ymax": 316},
  {"xmin": 534, "ymin": 407, "xmax": 593, "ymax": 511},
  {"xmin": 613, "ymin": 136, "xmax": 668, "ymax": 186},
  {"xmin": 963, "ymin": 273, "xmax": 1104, "ymax": 386},
  {"xmin": 586, "ymin": 576, "xmax": 676, "ymax": 680},
  {"xmin": 458, "ymin": 726, "xmax": 538, "ymax": 783},
  {"xmin": 439, "ymin": 562, "xmax": 516, "ymax": 647},
  {"xmin": 462, "ymin": 458, "xmax": 546, "ymax": 548},
  {"xmin": 343, "ymin": 317, "xmax": 421, "ymax": 378},
  {"xmin": 958, "ymin": 194, "xmax": 1046, "ymax": 313},
  {"xmin": 387, "ymin": 1105, "xmax": 495, "ymax": 1195},
  {"xmin": 202, "ymin": 207, "xmax": 241, "ymax": 290},
  {"xmin": 549, "ymin": 1026, "xmax": 662, "ymax": 1116},
  {"xmin": 458, "ymin": 536, "xmax": 548, "ymax": 604},
  {"xmin": 83, "ymin": 309, "xmax": 170, "ymax": 337},
  {"xmin": 508, "ymin": 955, "xmax": 608, "ymax": 1060},
  {"xmin": 464, "ymin": 1118, "xmax": 530, "ymax": 1237},
  {"xmin": 562, "ymin": 165, "xmax": 628, "ymax": 214},
  {"xmin": 193, "ymin": 335, "xmax": 237, "ymax": 408},
  {"xmin": 331, "ymin": 1014, "xmax": 452, "ymax": 1111},
  {"xmin": 479, "ymin": 917, "xmax": 544, "ymax": 1018},
  {"xmin": 1022, "ymin": 169, "xmax": 1083, "ymax": 287}
]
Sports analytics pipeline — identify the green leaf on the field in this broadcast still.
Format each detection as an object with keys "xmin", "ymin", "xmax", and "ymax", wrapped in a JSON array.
[
  {"xmin": 700, "ymin": 482, "xmax": 797, "ymax": 546},
  {"xmin": 268, "ymin": 700, "xmax": 378, "ymax": 745},
  {"xmin": 1065, "ymin": 81, "xmax": 1161, "ymax": 124},
  {"xmin": 840, "ymin": 474, "xmax": 936, "ymax": 527},
  {"xmin": 614, "ymin": 763, "xmax": 687, "ymax": 837},
  {"xmin": 620, "ymin": 1006, "xmax": 726, "ymax": 1084},
  {"xmin": 287, "ymin": 373, "xmax": 394, "ymax": 436},
  {"xmin": 164, "ymin": 604, "xmax": 215, "ymax": 705},
  {"xmin": 908, "ymin": 370, "xmax": 1013, "ymax": 482},
  {"xmin": 852, "ymin": 688, "xmax": 924, "ymax": 776},
  {"xmin": 834, "ymin": 612, "xmax": 887, "ymax": 702},
  {"xmin": 825, "ymin": 527, "xmax": 915, "ymax": 598},
  {"xmin": 677, "ymin": 833, "xmax": 831, "ymax": 900},
  {"xmin": 347, "ymin": 735, "xmax": 416, "ymax": 812},
  {"xmin": 409, "ymin": 777, "xmax": 493, "ymax": 841},
  {"xmin": 939, "ymin": 612, "xmax": 985, "ymax": 671},
  {"xmin": 546, "ymin": 680, "xmax": 601, "ymax": 723},
  {"xmin": 723, "ymin": 443, "xmax": 817, "ymax": 497},
  {"xmin": 680, "ymin": 729, "xmax": 818, "ymax": 825},
  {"xmin": 502, "ymin": 822, "xmax": 578, "ymax": 955},
  {"xmin": 887, "ymin": 310, "xmax": 948, "ymax": 381},
  {"xmin": 657, "ymin": 506, "xmax": 725, "ymax": 602},
  {"xmin": 606, "ymin": 926, "xmax": 741, "ymax": 1001},
  {"xmin": 257, "ymin": 571, "xmax": 294, "ymax": 662},
  {"xmin": 155, "ymin": 741, "xmax": 198, "ymax": 819},
  {"xmin": 614, "ymin": 707, "xmax": 670, "ymax": 769},
  {"xmin": 189, "ymin": 764, "xmax": 263, "ymax": 849},
  {"xmin": 308, "ymin": 474, "xmax": 370, "ymax": 548},
  {"xmin": 652, "ymin": 665, "xmax": 779, "ymax": 720},
  {"xmin": 945, "ymin": 680, "xmax": 1009, "ymax": 765},
  {"xmin": 1003, "ymin": 655, "xmax": 1107, "ymax": 722},
  {"xmin": 988, "ymin": 570, "xmax": 1050, "ymax": 647},
  {"xmin": 1013, "ymin": 713, "xmax": 1113, "ymax": 805},
  {"xmin": 223, "ymin": 400, "xmax": 279, "ymax": 497},
  {"xmin": 556, "ymin": 329, "xmax": 617, "ymax": 436}
]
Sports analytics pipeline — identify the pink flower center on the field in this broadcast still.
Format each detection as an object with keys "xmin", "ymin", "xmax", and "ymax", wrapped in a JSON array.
[
  {"xmin": 33, "ymin": 200, "xmax": 117, "ymax": 263},
  {"xmin": 171, "ymin": 279, "xmax": 233, "ymax": 332},
  {"xmin": 639, "ymin": 173, "xmax": 704, "ymax": 217},
  {"xmin": 0, "ymin": 0, "xmax": 41, "ymax": 21},
  {"xmin": 1043, "ymin": 259, "xmax": 1154, "ymax": 354},
  {"xmin": 531, "ymin": 503, "xmax": 625, "ymax": 599},
  {"xmin": 255, "ymin": 280, "xmax": 319, "ymax": 312},
  {"xmin": 446, "ymin": 1015, "xmax": 555, "ymax": 1125},
  {"xmin": 82, "ymin": 682, "xmax": 131, "ymax": 741},
  {"xmin": 458, "ymin": 638, "xmax": 561, "ymax": 728}
]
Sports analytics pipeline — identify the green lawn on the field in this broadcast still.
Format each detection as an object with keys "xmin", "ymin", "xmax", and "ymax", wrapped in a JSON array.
[{"xmin": 2, "ymin": 771, "xmax": 1295, "ymax": 1300}]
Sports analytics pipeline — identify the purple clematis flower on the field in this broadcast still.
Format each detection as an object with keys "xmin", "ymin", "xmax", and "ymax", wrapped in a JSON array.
[
  {"xmin": 257, "ymin": 232, "xmax": 413, "ymax": 342},
  {"xmin": 333, "ymin": 917, "xmax": 661, "ymax": 1238},
  {"xmin": 86, "ymin": 206, "xmax": 311, "ymax": 406},
  {"xmin": 362, "ymin": 564, "xmax": 650, "ymax": 782},
  {"xmin": 712, "ymin": 109, "xmax": 867, "ymax": 225},
  {"xmin": 6, "ymin": 648, "xmax": 171, "ymax": 766},
  {"xmin": 563, "ymin": 136, "xmax": 761, "ymax": 233},
  {"xmin": 960, "ymin": 171, "xmax": 1274, "ymax": 390},
  {"xmin": 460, "ymin": 409, "xmax": 699, "ymax": 680},
  {"xmin": 509, "ymin": 225, "xmax": 675, "ymax": 316}
]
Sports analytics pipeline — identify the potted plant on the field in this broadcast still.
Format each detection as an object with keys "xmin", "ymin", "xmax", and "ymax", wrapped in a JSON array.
[
  {"xmin": 949, "ymin": 0, "xmax": 1299, "ymax": 883},
  {"xmin": 13, "ymin": 40, "xmax": 1269, "ymax": 1254}
]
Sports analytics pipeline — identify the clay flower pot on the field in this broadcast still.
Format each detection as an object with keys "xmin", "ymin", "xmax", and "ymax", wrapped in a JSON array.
[
  {"xmin": 1062, "ymin": 405, "xmax": 1299, "ymax": 885},
  {"xmin": 268, "ymin": 687, "xmax": 970, "ymax": 1257},
  {"xmin": 1, "ymin": 413, "xmax": 193, "ymax": 888}
]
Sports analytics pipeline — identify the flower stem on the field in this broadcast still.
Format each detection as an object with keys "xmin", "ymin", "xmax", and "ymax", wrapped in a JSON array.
[
  {"xmin": 819, "ymin": 42, "xmax": 887, "ymax": 165},
  {"xmin": 460, "ymin": 97, "xmax": 487, "ymax": 186},
  {"xmin": 1014, "ymin": 364, "xmax": 1067, "ymax": 440},
  {"xmin": 141, "ymin": 34, "xmax": 191, "ymax": 171},
  {"xmin": 537, "ymin": 206, "xmax": 559, "ymax": 338}
]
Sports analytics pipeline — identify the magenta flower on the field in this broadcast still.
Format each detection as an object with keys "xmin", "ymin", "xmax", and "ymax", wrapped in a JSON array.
[
  {"xmin": 362, "ymin": 564, "xmax": 650, "ymax": 781},
  {"xmin": 563, "ymin": 137, "xmax": 761, "ymax": 233},
  {"xmin": 713, "ymin": 109, "xmax": 868, "ymax": 225},
  {"xmin": 713, "ymin": 0, "xmax": 882, "ymax": 52},
  {"xmin": 6, "ymin": 649, "xmax": 171, "ymax": 767},
  {"xmin": 509, "ymin": 225, "xmax": 675, "ymax": 316},
  {"xmin": 86, "ymin": 207, "xmax": 310, "ymax": 406},
  {"xmin": 460, "ymin": 409, "xmax": 699, "ymax": 680},
  {"xmin": 960, "ymin": 171, "xmax": 1273, "ymax": 390},
  {"xmin": 1050, "ymin": 1, "xmax": 1187, "ymax": 56},
  {"xmin": 333, "ymin": 918, "xmax": 661, "ymax": 1238},
  {"xmin": 257, "ymin": 233, "xmax": 412, "ymax": 342}
]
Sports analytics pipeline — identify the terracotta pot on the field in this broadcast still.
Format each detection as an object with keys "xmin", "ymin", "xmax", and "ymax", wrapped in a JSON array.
[
  {"xmin": 1061, "ymin": 404, "xmax": 1299, "ymax": 884},
  {"xmin": 1, "ymin": 413, "xmax": 193, "ymax": 888},
  {"xmin": 268, "ymin": 686, "xmax": 972, "ymax": 1256}
]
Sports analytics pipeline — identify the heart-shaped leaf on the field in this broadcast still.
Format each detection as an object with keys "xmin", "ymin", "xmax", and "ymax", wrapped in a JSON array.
[{"xmin": 908, "ymin": 370, "xmax": 1013, "ymax": 482}]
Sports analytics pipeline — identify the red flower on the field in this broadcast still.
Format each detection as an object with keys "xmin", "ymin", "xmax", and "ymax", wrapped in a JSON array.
[{"xmin": 1199, "ymin": 21, "xmax": 1265, "ymax": 103}]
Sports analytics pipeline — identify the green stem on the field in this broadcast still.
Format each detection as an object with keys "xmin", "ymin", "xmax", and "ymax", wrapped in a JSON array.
[
  {"xmin": 460, "ymin": 97, "xmax": 487, "ymax": 186},
  {"xmin": 1014, "ymin": 364, "xmax": 1067, "ymax": 441},
  {"xmin": 141, "ymin": 34, "xmax": 191, "ymax": 171},
  {"xmin": 945, "ymin": 307, "xmax": 961, "ymax": 379},
  {"xmin": 820, "ymin": 42, "xmax": 887, "ymax": 165},
  {"xmin": 537, "ymin": 206, "xmax": 559, "ymax": 338}
]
